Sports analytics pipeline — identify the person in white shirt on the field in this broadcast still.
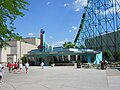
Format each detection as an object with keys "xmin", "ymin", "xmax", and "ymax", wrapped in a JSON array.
[
  {"xmin": 19, "ymin": 62, "xmax": 23, "ymax": 72},
  {"xmin": 0, "ymin": 63, "xmax": 3, "ymax": 83},
  {"xmin": 41, "ymin": 62, "xmax": 44, "ymax": 69},
  {"xmin": 25, "ymin": 62, "xmax": 29, "ymax": 73}
]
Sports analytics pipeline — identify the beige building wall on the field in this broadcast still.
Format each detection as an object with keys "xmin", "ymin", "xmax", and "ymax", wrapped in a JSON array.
[
  {"xmin": 8, "ymin": 40, "xmax": 17, "ymax": 54},
  {"xmin": 8, "ymin": 41, "xmax": 38, "ymax": 61},
  {"xmin": 23, "ymin": 37, "xmax": 40, "ymax": 46},
  {"xmin": 0, "ymin": 38, "xmax": 40, "ymax": 63},
  {"xmin": 7, "ymin": 54, "xmax": 17, "ymax": 63},
  {"xmin": 17, "ymin": 41, "xmax": 37, "ymax": 60},
  {"xmin": 0, "ymin": 47, "xmax": 11, "ymax": 63}
]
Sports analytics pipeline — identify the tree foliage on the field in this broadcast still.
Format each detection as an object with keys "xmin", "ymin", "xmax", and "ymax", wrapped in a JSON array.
[
  {"xmin": 20, "ymin": 55, "xmax": 27, "ymax": 64},
  {"xmin": 113, "ymin": 51, "xmax": 120, "ymax": 61},
  {"xmin": 0, "ymin": 0, "xmax": 29, "ymax": 48},
  {"xmin": 63, "ymin": 42, "xmax": 76, "ymax": 48},
  {"xmin": 103, "ymin": 50, "xmax": 112, "ymax": 60}
]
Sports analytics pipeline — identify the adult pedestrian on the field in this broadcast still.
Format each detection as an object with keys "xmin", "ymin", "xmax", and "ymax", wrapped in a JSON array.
[
  {"xmin": 101, "ymin": 58, "xmax": 108, "ymax": 70},
  {"xmin": 8, "ymin": 62, "xmax": 13, "ymax": 72},
  {"xmin": 14, "ymin": 62, "xmax": 18, "ymax": 73},
  {"xmin": 25, "ymin": 62, "xmax": 29, "ymax": 73},
  {"xmin": 41, "ymin": 62, "xmax": 44, "ymax": 69},
  {"xmin": 19, "ymin": 62, "xmax": 23, "ymax": 72}
]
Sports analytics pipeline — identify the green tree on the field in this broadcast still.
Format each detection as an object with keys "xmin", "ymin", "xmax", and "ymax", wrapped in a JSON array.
[
  {"xmin": 103, "ymin": 50, "xmax": 112, "ymax": 60},
  {"xmin": 63, "ymin": 42, "xmax": 76, "ymax": 48},
  {"xmin": 113, "ymin": 51, "xmax": 120, "ymax": 61},
  {"xmin": 0, "ymin": 0, "xmax": 29, "ymax": 48},
  {"xmin": 20, "ymin": 55, "xmax": 27, "ymax": 64}
]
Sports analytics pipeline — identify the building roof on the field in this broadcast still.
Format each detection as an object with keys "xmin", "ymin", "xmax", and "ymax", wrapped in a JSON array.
[{"xmin": 28, "ymin": 48, "xmax": 100, "ymax": 57}]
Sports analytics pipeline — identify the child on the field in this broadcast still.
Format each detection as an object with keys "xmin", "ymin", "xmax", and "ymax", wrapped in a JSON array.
[{"xmin": 0, "ymin": 63, "xmax": 3, "ymax": 83}]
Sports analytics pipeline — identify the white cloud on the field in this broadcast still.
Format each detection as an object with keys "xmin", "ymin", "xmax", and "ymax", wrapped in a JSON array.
[
  {"xmin": 75, "ymin": 8, "xmax": 80, "ymax": 12},
  {"xmin": 52, "ymin": 38, "xmax": 69, "ymax": 47},
  {"xmin": 49, "ymin": 36, "xmax": 54, "ymax": 39},
  {"xmin": 95, "ymin": 0, "xmax": 120, "ymax": 15},
  {"xmin": 64, "ymin": 0, "xmax": 87, "ymax": 12},
  {"xmin": 46, "ymin": 1, "xmax": 51, "ymax": 5},
  {"xmin": 28, "ymin": 33, "xmax": 35, "ymax": 36},
  {"xmin": 117, "ymin": 0, "xmax": 120, "ymax": 3},
  {"xmin": 72, "ymin": 0, "xmax": 87, "ymax": 12},
  {"xmin": 64, "ymin": 0, "xmax": 120, "ymax": 13},
  {"xmin": 64, "ymin": 3, "xmax": 70, "ymax": 7},
  {"xmin": 72, "ymin": 26, "xmax": 77, "ymax": 30},
  {"xmin": 113, "ymin": 0, "xmax": 120, "ymax": 4},
  {"xmin": 69, "ymin": 26, "xmax": 78, "ymax": 33},
  {"xmin": 95, "ymin": 7, "xmax": 115, "ymax": 15},
  {"xmin": 102, "ymin": 7, "xmax": 119, "ymax": 15}
]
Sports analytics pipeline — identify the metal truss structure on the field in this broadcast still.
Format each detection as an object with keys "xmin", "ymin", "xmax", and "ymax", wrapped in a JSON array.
[{"xmin": 74, "ymin": 0, "xmax": 120, "ymax": 59}]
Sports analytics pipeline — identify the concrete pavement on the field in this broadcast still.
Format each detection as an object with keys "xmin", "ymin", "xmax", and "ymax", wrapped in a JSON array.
[{"xmin": 0, "ymin": 66, "xmax": 120, "ymax": 90}]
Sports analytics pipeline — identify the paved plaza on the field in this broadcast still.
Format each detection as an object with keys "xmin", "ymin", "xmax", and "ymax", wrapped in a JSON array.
[{"xmin": 0, "ymin": 66, "xmax": 120, "ymax": 90}]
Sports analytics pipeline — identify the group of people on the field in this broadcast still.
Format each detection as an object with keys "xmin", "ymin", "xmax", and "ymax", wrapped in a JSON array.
[
  {"xmin": 7, "ymin": 62, "xmax": 29, "ymax": 73},
  {"xmin": 8, "ymin": 62, "xmax": 22, "ymax": 73},
  {"xmin": 0, "ymin": 62, "xmax": 29, "ymax": 83}
]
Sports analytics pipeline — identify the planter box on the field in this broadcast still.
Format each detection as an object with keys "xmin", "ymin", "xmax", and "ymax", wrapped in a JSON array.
[
  {"xmin": 55, "ymin": 63, "xmax": 74, "ymax": 66},
  {"xmin": 51, "ymin": 64, "xmax": 55, "ymax": 67}
]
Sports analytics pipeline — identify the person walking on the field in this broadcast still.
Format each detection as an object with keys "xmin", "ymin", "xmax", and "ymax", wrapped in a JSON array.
[
  {"xmin": 13, "ymin": 62, "xmax": 18, "ymax": 73},
  {"xmin": 8, "ymin": 62, "xmax": 13, "ymax": 72},
  {"xmin": 19, "ymin": 62, "xmax": 23, "ymax": 72},
  {"xmin": 41, "ymin": 62, "xmax": 44, "ymax": 69},
  {"xmin": 0, "ymin": 63, "xmax": 3, "ymax": 83},
  {"xmin": 25, "ymin": 62, "xmax": 29, "ymax": 73},
  {"xmin": 101, "ymin": 58, "xmax": 108, "ymax": 70}
]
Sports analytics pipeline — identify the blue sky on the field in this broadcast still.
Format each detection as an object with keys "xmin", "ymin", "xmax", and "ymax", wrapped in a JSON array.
[{"xmin": 14, "ymin": 0, "xmax": 87, "ymax": 47}]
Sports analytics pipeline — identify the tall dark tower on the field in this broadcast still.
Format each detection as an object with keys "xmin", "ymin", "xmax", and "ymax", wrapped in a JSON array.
[{"xmin": 38, "ymin": 29, "xmax": 45, "ymax": 51}]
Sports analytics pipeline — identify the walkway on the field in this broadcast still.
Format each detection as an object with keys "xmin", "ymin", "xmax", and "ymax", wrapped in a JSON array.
[{"xmin": 0, "ymin": 66, "xmax": 120, "ymax": 90}]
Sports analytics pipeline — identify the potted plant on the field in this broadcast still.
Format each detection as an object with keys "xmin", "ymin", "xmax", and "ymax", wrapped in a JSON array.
[
  {"xmin": 51, "ymin": 63, "xmax": 55, "ymax": 67},
  {"xmin": 76, "ymin": 60, "xmax": 81, "ymax": 68}
]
